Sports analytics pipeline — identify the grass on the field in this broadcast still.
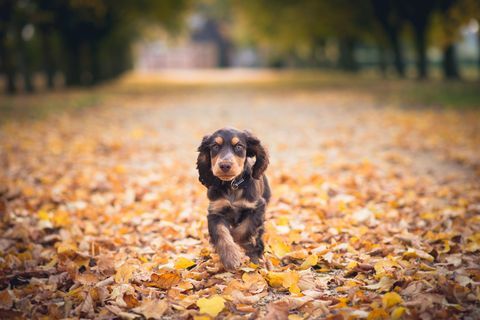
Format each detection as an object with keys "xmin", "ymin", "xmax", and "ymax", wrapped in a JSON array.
[
  {"xmin": 377, "ymin": 80, "xmax": 480, "ymax": 109},
  {"xmin": 0, "ymin": 91, "xmax": 102, "ymax": 124}
]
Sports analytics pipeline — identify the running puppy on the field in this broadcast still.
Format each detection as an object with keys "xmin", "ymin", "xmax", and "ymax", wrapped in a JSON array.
[{"xmin": 196, "ymin": 128, "xmax": 270, "ymax": 270}]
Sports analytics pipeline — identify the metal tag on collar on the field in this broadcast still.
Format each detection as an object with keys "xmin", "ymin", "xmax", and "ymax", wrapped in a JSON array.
[{"xmin": 231, "ymin": 177, "xmax": 244, "ymax": 190}]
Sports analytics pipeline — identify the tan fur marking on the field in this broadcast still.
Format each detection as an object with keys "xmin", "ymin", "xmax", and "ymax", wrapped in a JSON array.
[
  {"xmin": 211, "ymin": 154, "xmax": 218, "ymax": 167},
  {"xmin": 231, "ymin": 137, "xmax": 239, "ymax": 145},
  {"xmin": 216, "ymin": 224, "xmax": 243, "ymax": 270},
  {"xmin": 232, "ymin": 199, "xmax": 257, "ymax": 209},
  {"xmin": 209, "ymin": 199, "xmax": 231, "ymax": 212},
  {"xmin": 234, "ymin": 155, "xmax": 244, "ymax": 170},
  {"xmin": 231, "ymin": 218, "xmax": 251, "ymax": 242},
  {"xmin": 214, "ymin": 136, "xmax": 223, "ymax": 145},
  {"xmin": 254, "ymin": 178, "xmax": 264, "ymax": 195}
]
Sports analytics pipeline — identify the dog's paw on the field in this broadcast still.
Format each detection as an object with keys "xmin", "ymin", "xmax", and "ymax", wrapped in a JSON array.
[{"xmin": 220, "ymin": 245, "xmax": 243, "ymax": 271}]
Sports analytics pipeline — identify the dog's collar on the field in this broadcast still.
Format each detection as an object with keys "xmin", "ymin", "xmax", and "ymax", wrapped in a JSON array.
[
  {"xmin": 228, "ymin": 170, "xmax": 250, "ymax": 190},
  {"xmin": 231, "ymin": 176, "xmax": 245, "ymax": 190}
]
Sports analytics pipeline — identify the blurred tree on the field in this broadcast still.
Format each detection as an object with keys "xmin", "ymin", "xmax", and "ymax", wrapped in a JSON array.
[
  {"xmin": 436, "ymin": 0, "xmax": 462, "ymax": 79},
  {"xmin": 232, "ymin": 0, "xmax": 377, "ymax": 71},
  {"xmin": 36, "ymin": 0, "xmax": 61, "ymax": 89},
  {"xmin": 0, "ymin": 0, "xmax": 190, "ymax": 92},
  {"xmin": 371, "ymin": 0, "xmax": 406, "ymax": 77},
  {"xmin": 396, "ymin": 0, "xmax": 437, "ymax": 79},
  {"xmin": 0, "ymin": 0, "xmax": 16, "ymax": 94}
]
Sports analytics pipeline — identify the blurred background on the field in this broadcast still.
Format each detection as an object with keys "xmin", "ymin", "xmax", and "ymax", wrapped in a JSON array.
[{"xmin": 0, "ymin": 0, "xmax": 479, "ymax": 94}]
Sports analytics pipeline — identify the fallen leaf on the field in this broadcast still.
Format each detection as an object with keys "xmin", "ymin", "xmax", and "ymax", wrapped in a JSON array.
[
  {"xmin": 382, "ymin": 292, "xmax": 403, "ymax": 308},
  {"xmin": 300, "ymin": 254, "xmax": 318, "ymax": 269},
  {"xmin": 269, "ymin": 236, "xmax": 292, "ymax": 258},
  {"xmin": 391, "ymin": 306, "xmax": 406, "ymax": 319},
  {"xmin": 267, "ymin": 271, "xmax": 301, "ymax": 294},
  {"xmin": 146, "ymin": 270, "xmax": 181, "ymax": 289},
  {"xmin": 0, "ymin": 289, "xmax": 14, "ymax": 310},
  {"xmin": 115, "ymin": 263, "xmax": 135, "ymax": 284},
  {"xmin": 265, "ymin": 300, "xmax": 289, "ymax": 320},
  {"xmin": 402, "ymin": 248, "xmax": 434, "ymax": 262},
  {"xmin": 196, "ymin": 295, "xmax": 225, "ymax": 317},
  {"xmin": 174, "ymin": 257, "xmax": 196, "ymax": 270},
  {"xmin": 133, "ymin": 299, "xmax": 168, "ymax": 319}
]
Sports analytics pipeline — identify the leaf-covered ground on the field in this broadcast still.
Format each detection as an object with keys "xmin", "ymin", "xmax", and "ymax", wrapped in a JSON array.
[{"xmin": 1, "ymin": 71, "xmax": 480, "ymax": 319}]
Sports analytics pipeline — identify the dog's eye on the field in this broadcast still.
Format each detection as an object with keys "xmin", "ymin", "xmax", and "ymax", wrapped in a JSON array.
[
  {"xmin": 211, "ymin": 144, "xmax": 220, "ymax": 152},
  {"xmin": 234, "ymin": 145, "xmax": 244, "ymax": 153}
]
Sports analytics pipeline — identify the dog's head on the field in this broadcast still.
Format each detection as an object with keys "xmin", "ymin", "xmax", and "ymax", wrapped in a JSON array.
[{"xmin": 196, "ymin": 128, "xmax": 269, "ymax": 187}]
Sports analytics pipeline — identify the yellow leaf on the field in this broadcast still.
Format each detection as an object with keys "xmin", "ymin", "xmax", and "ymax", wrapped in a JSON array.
[
  {"xmin": 300, "ymin": 254, "xmax": 318, "ymax": 269},
  {"xmin": 332, "ymin": 297, "xmax": 349, "ymax": 309},
  {"xmin": 391, "ymin": 306, "xmax": 406, "ymax": 320},
  {"xmin": 196, "ymin": 295, "xmax": 225, "ymax": 317},
  {"xmin": 367, "ymin": 308, "xmax": 389, "ymax": 320},
  {"xmin": 277, "ymin": 216, "xmax": 289, "ymax": 226},
  {"xmin": 267, "ymin": 271, "xmax": 300, "ymax": 293},
  {"xmin": 402, "ymin": 248, "xmax": 434, "ymax": 262},
  {"xmin": 346, "ymin": 260, "xmax": 358, "ymax": 270},
  {"xmin": 37, "ymin": 209, "xmax": 50, "ymax": 221},
  {"xmin": 52, "ymin": 210, "xmax": 71, "ymax": 227},
  {"xmin": 374, "ymin": 259, "xmax": 399, "ymax": 279},
  {"xmin": 465, "ymin": 233, "xmax": 480, "ymax": 252},
  {"xmin": 266, "ymin": 272, "xmax": 284, "ymax": 288},
  {"xmin": 382, "ymin": 292, "xmax": 403, "ymax": 308},
  {"xmin": 288, "ymin": 315, "xmax": 304, "ymax": 320},
  {"xmin": 174, "ymin": 257, "xmax": 196, "ymax": 270},
  {"xmin": 269, "ymin": 235, "xmax": 291, "ymax": 258},
  {"xmin": 56, "ymin": 242, "xmax": 77, "ymax": 255},
  {"xmin": 115, "ymin": 263, "xmax": 135, "ymax": 284},
  {"xmin": 283, "ymin": 272, "xmax": 301, "ymax": 294}
]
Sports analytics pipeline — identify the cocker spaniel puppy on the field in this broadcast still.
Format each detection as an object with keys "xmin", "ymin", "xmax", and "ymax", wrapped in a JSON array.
[{"xmin": 196, "ymin": 128, "xmax": 270, "ymax": 270}]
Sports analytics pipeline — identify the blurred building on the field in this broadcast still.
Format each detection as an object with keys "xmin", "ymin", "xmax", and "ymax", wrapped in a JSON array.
[
  {"xmin": 136, "ymin": 41, "xmax": 217, "ymax": 69},
  {"xmin": 136, "ymin": 14, "xmax": 231, "ymax": 70}
]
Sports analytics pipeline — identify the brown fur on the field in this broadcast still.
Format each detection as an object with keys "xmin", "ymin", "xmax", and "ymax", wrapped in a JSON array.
[{"xmin": 215, "ymin": 223, "xmax": 243, "ymax": 270}]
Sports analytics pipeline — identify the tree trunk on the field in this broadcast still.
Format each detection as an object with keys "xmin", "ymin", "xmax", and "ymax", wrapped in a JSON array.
[
  {"xmin": 90, "ymin": 40, "xmax": 101, "ymax": 85},
  {"xmin": 0, "ymin": 33, "xmax": 17, "ymax": 94},
  {"xmin": 442, "ymin": 44, "xmax": 460, "ymax": 79},
  {"xmin": 337, "ymin": 38, "xmax": 358, "ymax": 72},
  {"xmin": 309, "ymin": 38, "xmax": 326, "ymax": 68},
  {"xmin": 40, "ymin": 26, "xmax": 55, "ymax": 89},
  {"xmin": 64, "ymin": 42, "xmax": 82, "ymax": 86},
  {"xmin": 370, "ymin": 0, "xmax": 405, "ymax": 77},
  {"xmin": 16, "ymin": 27, "xmax": 34, "ymax": 92},
  {"xmin": 413, "ymin": 23, "xmax": 428, "ymax": 79},
  {"xmin": 390, "ymin": 31, "xmax": 405, "ymax": 77},
  {"xmin": 378, "ymin": 46, "xmax": 387, "ymax": 77}
]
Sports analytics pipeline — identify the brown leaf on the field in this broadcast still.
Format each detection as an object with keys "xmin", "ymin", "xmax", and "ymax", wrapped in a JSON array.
[
  {"xmin": 0, "ymin": 289, "xmax": 14, "ymax": 310},
  {"xmin": 133, "ymin": 299, "xmax": 168, "ymax": 319},
  {"xmin": 265, "ymin": 300, "xmax": 289, "ymax": 320}
]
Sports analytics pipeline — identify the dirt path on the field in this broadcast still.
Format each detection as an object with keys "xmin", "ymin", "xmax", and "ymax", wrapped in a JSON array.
[{"xmin": 1, "ymin": 71, "xmax": 479, "ymax": 319}]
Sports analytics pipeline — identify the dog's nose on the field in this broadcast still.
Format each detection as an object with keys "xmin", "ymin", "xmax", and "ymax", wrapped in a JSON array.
[{"xmin": 219, "ymin": 162, "xmax": 232, "ymax": 172}]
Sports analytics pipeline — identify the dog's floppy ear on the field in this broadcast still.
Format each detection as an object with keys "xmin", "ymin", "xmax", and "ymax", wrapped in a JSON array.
[
  {"xmin": 196, "ymin": 135, "xmax": 216, "ymax": 187},
  {"xmin": 245, "ymin": 131, "xmax": 269, "ymax": 179}
]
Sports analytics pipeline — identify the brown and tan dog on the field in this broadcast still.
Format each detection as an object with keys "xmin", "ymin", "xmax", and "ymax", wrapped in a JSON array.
[{"xmin": 196, "ymin": 128, "xmax": 270, "ymax": 270}]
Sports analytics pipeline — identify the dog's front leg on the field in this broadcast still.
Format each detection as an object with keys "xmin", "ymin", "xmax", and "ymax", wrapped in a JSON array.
[
  {"xmin": 232, "ymin": 199, "xmax": 266, "ymax": 264},
  {"xmin": 207, "ymin": 213, "xmax": 243, "ymax": 271}
]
